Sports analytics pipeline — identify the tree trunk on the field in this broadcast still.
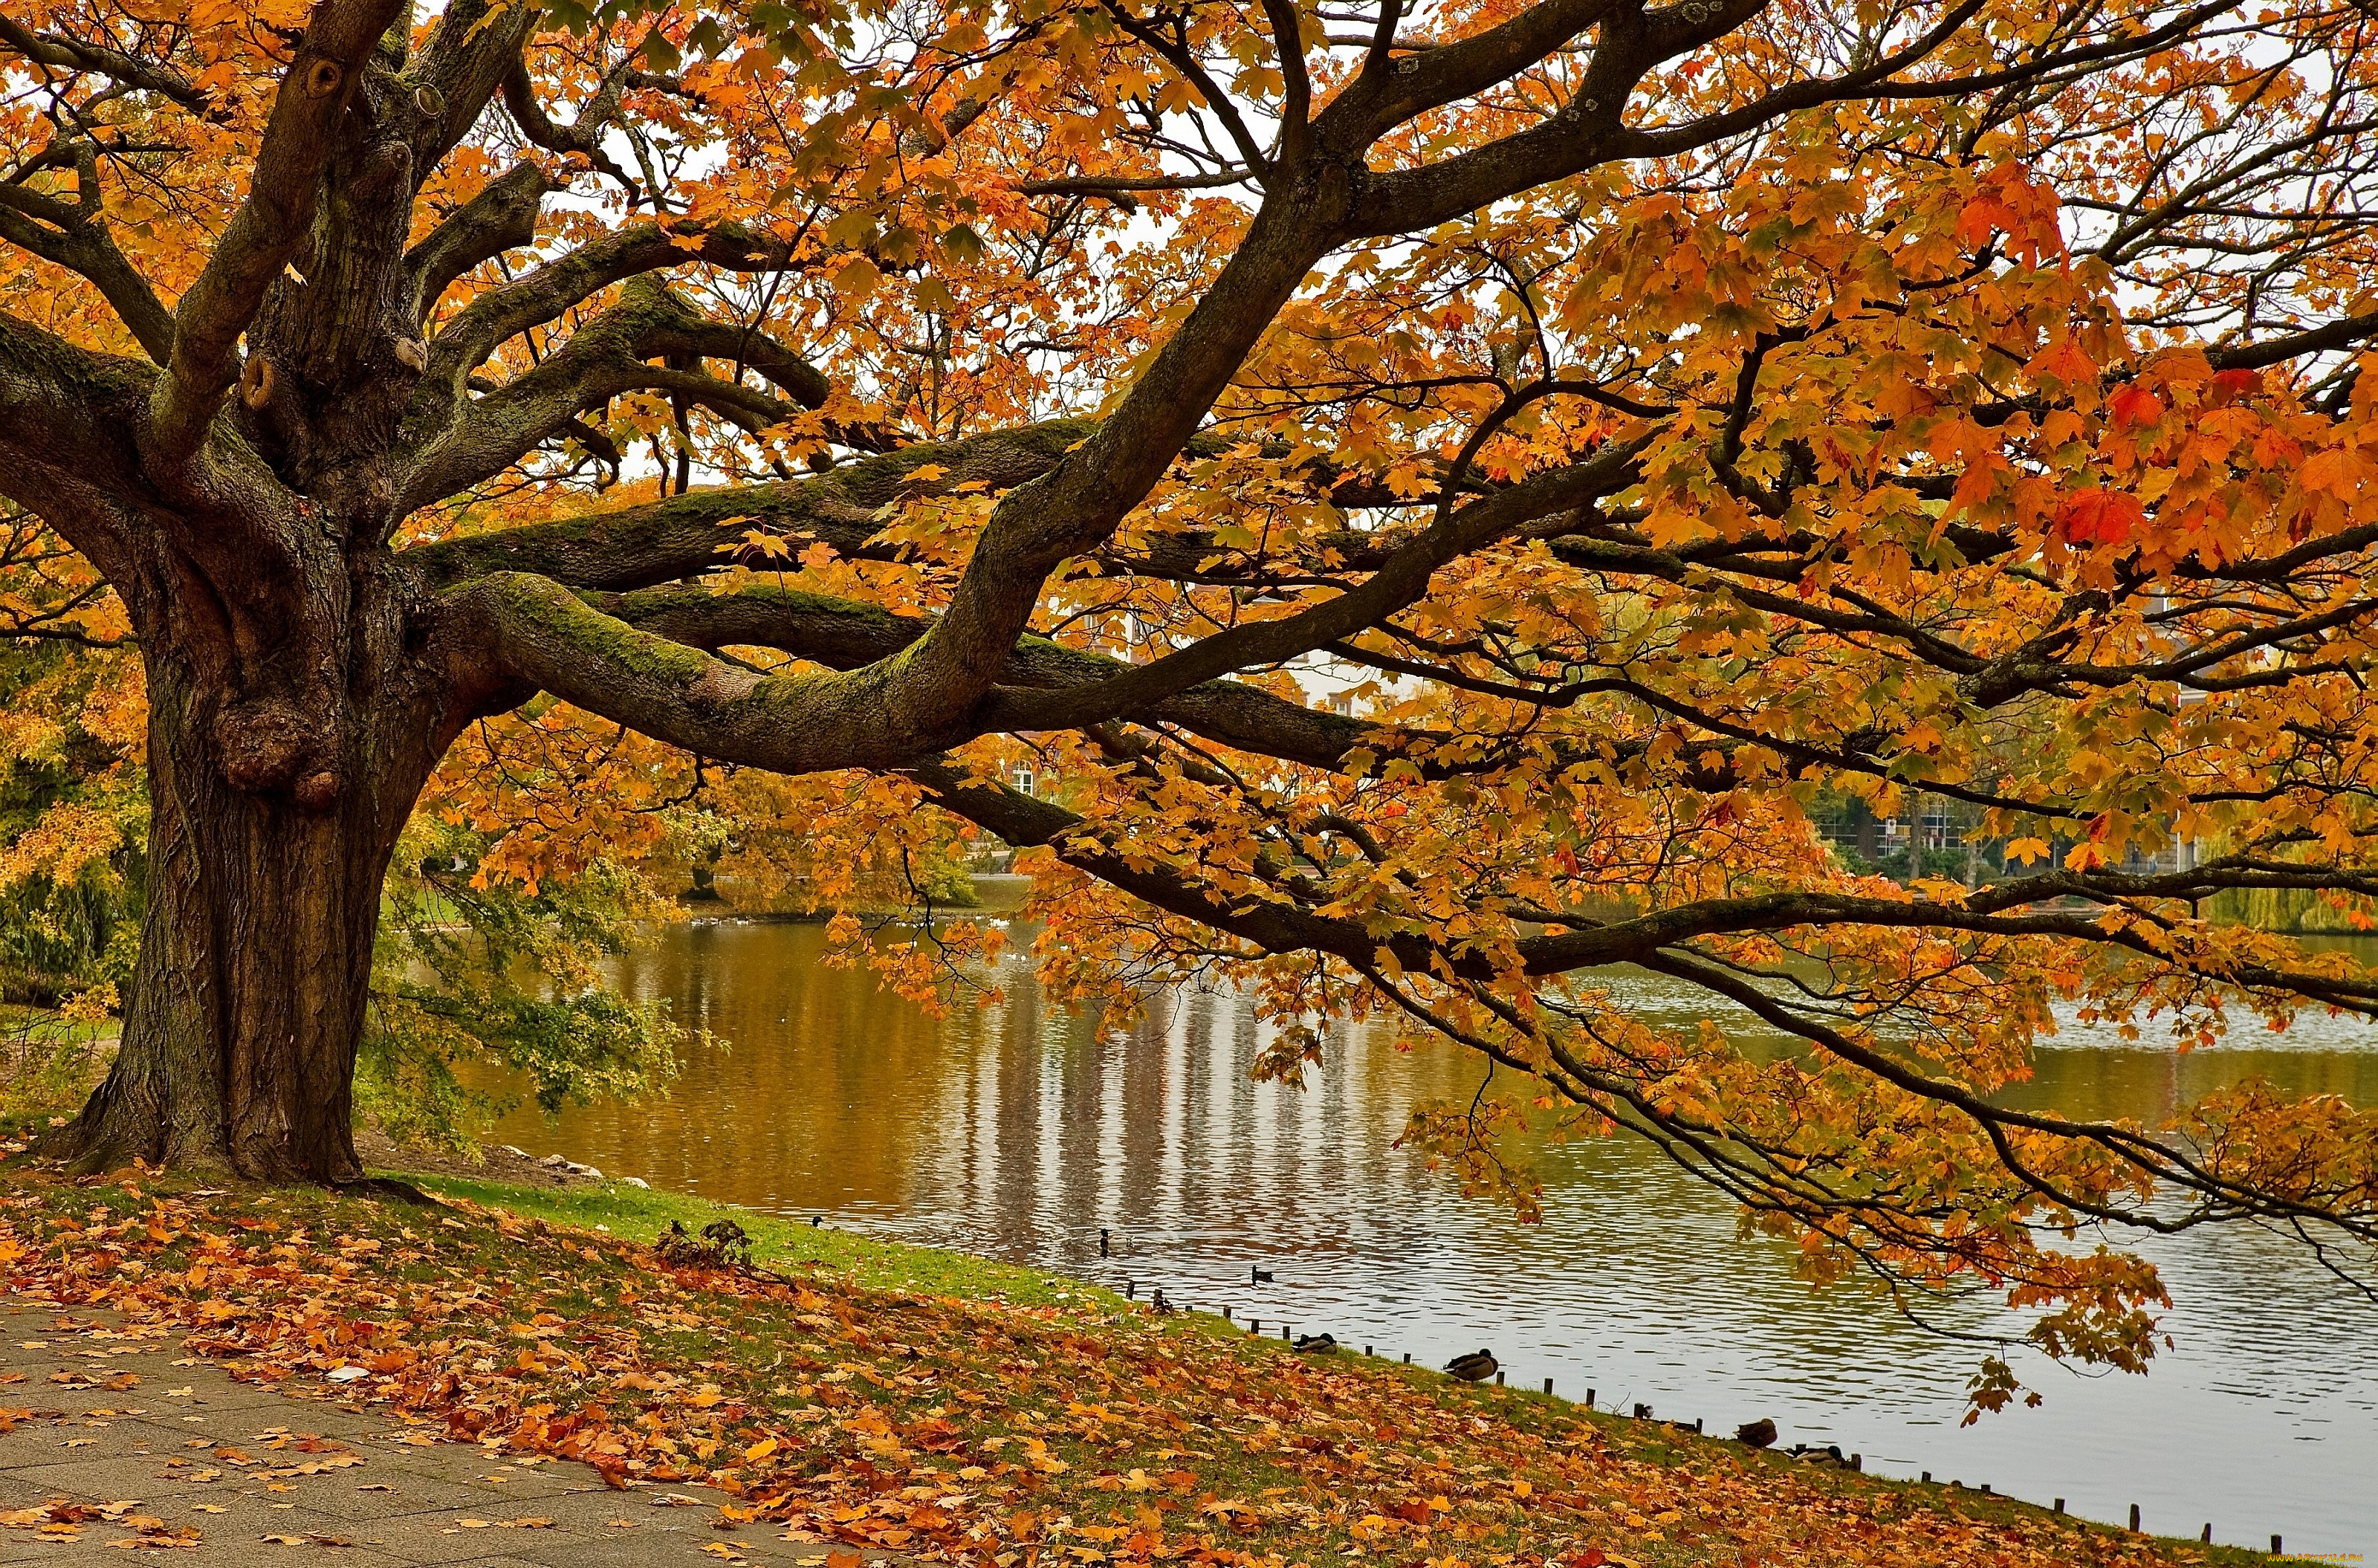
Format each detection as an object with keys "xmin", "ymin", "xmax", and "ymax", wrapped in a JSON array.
[
  {"xmin": 9, "ymin": 17, "xmax": 514, "ymax": 1182},
  {"xmin": 60, "ymin": 774, "xmax": 370, "ymax": 1180},
  {"xmin": 39, "ymin": 566, "xmax": 459, "ymax": 1182}
]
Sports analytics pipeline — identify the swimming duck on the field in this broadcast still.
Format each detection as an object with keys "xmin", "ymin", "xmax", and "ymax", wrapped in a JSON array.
[
  {"xmin": 1251, "ymin": 1266, "xmax": 1275, "ymax": 1283},
  {"xmin": 1445, "ymin": 1350, "xmax": 1498, "ymax": 1382}
]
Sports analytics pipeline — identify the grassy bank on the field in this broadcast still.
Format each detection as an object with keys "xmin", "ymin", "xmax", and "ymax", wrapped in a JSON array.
[
  {"xmin": 403, "ymin": 1170, "xmax": 1106, "ymax": 1308},
  {"xmin": 0, "ymin": 1154, "xmax": 2273, "ymax": 1568}
]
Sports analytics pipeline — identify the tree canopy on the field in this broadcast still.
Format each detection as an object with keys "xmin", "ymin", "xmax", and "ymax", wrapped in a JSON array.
[{"xmin": 5, "ymin": 0, "xmax": 2378, "ymax": 1407}]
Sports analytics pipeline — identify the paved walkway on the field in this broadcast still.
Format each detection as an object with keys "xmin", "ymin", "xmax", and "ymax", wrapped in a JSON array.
[{"xmin": 0, "ymin": 1295, "xmax": 872, "ymax": 1565}]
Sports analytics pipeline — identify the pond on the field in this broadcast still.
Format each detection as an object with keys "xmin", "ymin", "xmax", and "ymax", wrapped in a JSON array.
[{"xmin": 487, "ymin": 893, "xmax": 2378, "ymax": 1555}]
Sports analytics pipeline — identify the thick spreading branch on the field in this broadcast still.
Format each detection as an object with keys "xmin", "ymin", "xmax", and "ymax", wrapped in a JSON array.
[
  {"xmin": 406, "ymin": 421, "xmax": 1091, "ymax": 589},
  {"xmin": 398, "ymin": 279, "xmax": 831, "ymax": 510},
  {"xmin": 0, "ymin": 311, "xmax": 166, "ymax": 574},
  {"xmin": 405, "ymin": 161, "xmax": 552, "ymax": 325},
  {"xmin": 594, "ymin": 580, "xmax": 1373, "ymax": 768},
  {"xmin": 0, "ymin": 14, "xmax": 211, "ymax": 111},
  {"xmin": 0, "ymin": 140, "xmax": 175, "ymax": 361},
  {"xmin": 407, "ymin": 0, "xmax": 542, "ymax": 176},
  {"xmin": 142, "ymin": 0, "xmax": 410, "ymax": 467}
]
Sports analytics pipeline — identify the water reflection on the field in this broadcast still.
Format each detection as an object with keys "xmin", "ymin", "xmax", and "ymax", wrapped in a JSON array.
[{"xmin": 489, "ymin": 913, "xmax": 2378, "ymax": 1554}]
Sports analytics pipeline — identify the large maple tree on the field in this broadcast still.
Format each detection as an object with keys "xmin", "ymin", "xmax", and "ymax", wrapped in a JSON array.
[{"xmin": 6, "ymin": 0, "xmax": 2378, "ymax": 1390}]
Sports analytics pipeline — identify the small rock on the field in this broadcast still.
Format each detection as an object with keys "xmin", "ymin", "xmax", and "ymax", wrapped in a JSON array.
[
  {"xmin": 618, "ymin": 1176, "xmax": 649, "ymax": 1189},
  {"xmin": 326, "ymin": 1366, "xmax": 368, "ymax": 1383}
]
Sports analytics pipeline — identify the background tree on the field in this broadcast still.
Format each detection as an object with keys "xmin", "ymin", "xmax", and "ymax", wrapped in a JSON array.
[{"xmin": 7, "ymin": 0, "xmax": 2378, "ymax": 1401}]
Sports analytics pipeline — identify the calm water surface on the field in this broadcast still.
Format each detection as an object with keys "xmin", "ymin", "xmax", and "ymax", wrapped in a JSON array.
[{"xmin": 490, "ymin": 895, "xmax": 2378, "ymax": 1555}]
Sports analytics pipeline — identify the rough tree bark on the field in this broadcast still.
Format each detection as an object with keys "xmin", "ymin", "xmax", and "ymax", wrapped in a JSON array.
[{"xmin": 67, "ymin": 615, "xmax": 452, "ymax": 1180}]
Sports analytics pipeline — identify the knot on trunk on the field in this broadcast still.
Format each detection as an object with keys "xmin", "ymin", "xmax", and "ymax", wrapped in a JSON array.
[{"xmin": 212, "ymin": 698, "xmax": 338, "ymax": 807}]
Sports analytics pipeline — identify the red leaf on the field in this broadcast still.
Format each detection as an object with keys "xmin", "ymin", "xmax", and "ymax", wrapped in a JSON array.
[
  {"xmin": 2054, "ymin": 490, "xmax": 2145, "ymax": 547},
  {"xmin": 2107, "ymin": 383, "xmax": 2163, "ymax": 431},
  {"xmin": 1957, "ymin": 163, "xmax": 2063, "ymax": 265},
  {"xmin": 2028, "ymin": 338, "xmax": 2098, "ymax": 388}
]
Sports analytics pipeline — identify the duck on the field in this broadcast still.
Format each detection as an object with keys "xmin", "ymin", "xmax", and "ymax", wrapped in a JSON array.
[
  {"xmin": 1294, "ymin": 1332, "xmax": 1338, "ymax": 1355},
  {"xmin": 1445, "ymin": 1350, "xmax": 1498, "ymax": 1382},
  {"xmin": 1251, "ymin": 1266, "xmax": 1275, "ymax": 1283},
  {"xmin": 1734, "ymin": 1418, "xmax": 1778, "ymax": 1449},
  {"xmin": 1099, "ymin": 1228, "xmax": 1111, "ymax": 1258},
  {"xmin": 1789, "ymin": 1443, "xmax": 1847, "ymax": 1468}
]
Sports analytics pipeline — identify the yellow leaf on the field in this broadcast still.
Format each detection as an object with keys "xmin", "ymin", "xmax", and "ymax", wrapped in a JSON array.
[{"xmin": 831, "ymin": 257, "xmax": 881, "ymax": 301}]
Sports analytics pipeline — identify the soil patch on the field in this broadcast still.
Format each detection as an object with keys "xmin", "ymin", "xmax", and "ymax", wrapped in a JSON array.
[{"xmin": 354, "ymin": 1124, "xmax": 601, "ymax": 1188}]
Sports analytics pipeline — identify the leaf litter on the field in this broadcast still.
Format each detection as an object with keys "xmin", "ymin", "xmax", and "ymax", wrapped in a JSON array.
[{"xmin": 0, "ymin": 1168, "xmax": 2246, "ymax": 1567}]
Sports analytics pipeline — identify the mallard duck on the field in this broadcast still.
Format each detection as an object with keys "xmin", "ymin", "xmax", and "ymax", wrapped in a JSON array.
[
  {"xmin": 1735, "ymin": 1418, "xmax": 1778, "ymax": 1449},
  {"xmin": 1294, "ymin": 1332, "xmax": 1338, "ymax": 1355},
  {"xmin": 1445, "ymin": 1350, "xmax": 1498, "ymax": 1382}
]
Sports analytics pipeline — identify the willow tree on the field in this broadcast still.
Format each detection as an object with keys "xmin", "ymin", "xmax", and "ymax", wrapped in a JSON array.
[{"xmin": 4, "ymin": 0, "xmax": 2378, "ymax": 1387}]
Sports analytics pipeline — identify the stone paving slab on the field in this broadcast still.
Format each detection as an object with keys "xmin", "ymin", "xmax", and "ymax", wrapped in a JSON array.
[{"xmin": 0, "ymin": 1294, "xmax": 895, "ymax": 1566}]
